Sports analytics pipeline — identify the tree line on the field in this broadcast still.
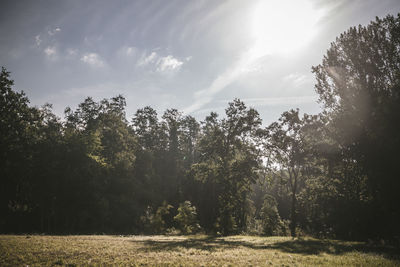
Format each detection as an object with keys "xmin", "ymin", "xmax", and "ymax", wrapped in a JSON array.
[{"xmin": 1, "ymin": 14, "xmax": 399, "ymax": 242}]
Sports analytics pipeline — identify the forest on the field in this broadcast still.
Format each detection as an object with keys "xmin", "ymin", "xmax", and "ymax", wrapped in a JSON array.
[{"xmin": 1, "ymin": 14, "xmax": 400, "ymax": 244}]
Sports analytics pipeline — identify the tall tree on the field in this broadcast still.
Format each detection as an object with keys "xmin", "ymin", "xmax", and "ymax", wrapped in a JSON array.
[
  {"xmin": 0, "ymin": 67, "xmax": 41, "ymax": 232},
  {"xmin": 192, "ymin": 99, "xmax": 262, "ymax": 234},
  {"xmin": 266, "ymin": 109, "xmax": 309, "ymax": 237},
  {"xmin": 312, "ymin": 14, "xmax": 400, "ymax": 239}
]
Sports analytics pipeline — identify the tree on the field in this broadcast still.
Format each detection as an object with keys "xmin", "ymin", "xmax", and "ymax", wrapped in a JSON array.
[
  {"xmin": 132, "ymin": 106, "xmax": 159, "ymax": 150},
  {"xmin": 0, "ymin": 67, "xmax": 41, "ymax": 232},
  {"xmin": 191, "ymin": 99, "xmax": 262, "ymax": 234},
  {"xmin": 312, "ymin": 14, "xmax": 400, "ymax": 239},
  {"xmin": 62, "ymin": 95, "xmax": 140, "ymax": 233},
  {"xmin": 266, "ymin": 109, "xmax": 308, "ymax": 237},
  {"xmin": 131, "ymin": 106, "xmax": 164, "ymax": 207},
  {"xmin": 180, "ymin": 115, "xmax": 200, "ymax": 168},
  {"xmin": 161, "ymin": 109, "xmax": 183, "ymax": 205}
]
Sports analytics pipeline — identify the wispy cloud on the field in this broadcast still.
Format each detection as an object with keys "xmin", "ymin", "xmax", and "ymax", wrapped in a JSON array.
[
  {"xmin": 47, "ymin": 27, "xmax": 61, "ymax": 36},
  {"xmin": 35, "ymin": 35, "xmax": 42, "ymax": 46},
  {"xmin": 44, "ymin": 46, "xmax": 57, "ymax": 59},
  {"xmin": 137, "ymin": 51, "xmax": 158, "ymax": 66},
  {"xmin": 137, "ymin": 51, "xmax": 184, "ymax": 72},
  {"xmin": 35, "ymin": 27, "xmax": 61, "ymax": 52},
  {"xmin": 80, "ymin": 53, "xmax": 105, "ymax": 68},
  {"xmin": 157, "ymin": 55, "xmax": 183, "ymax": 71}
]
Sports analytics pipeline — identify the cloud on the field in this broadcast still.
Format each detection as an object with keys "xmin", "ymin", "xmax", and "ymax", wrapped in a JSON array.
[
  {"xmin": 80, "ymin": 53, "xmax": 105, "ymax": 68},
  {"xmin": 157, "ymin": 55, "xmax": 184, "ymax": 71},
  {"xmin": 137, "ymin": 51, "xmax": 184, "ymax": 72},
  {"xmin": 48, "ymin": 27, "xmax": 61, "ymax": 36},
  {"xmin": 137, "ymin": 51, "xmax": 158, "ymax": 66},
  {"xmin": 44, "ymin": 46, "xmax": 57, "ymax": 58},
  {"xmin": 35, "ymin": 35, "xmax": 42, "ymax": 46}
]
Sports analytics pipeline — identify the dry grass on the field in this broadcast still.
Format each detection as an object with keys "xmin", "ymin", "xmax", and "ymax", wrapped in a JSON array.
[{"xmin": 0, "ymin": 234, "xmax": 399, "ymax": 266}]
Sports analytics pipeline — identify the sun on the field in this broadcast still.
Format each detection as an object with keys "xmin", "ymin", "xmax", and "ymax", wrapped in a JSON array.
[{"xmin": 249, "ymin": 0, "xmax": 323, "ymax": 59}]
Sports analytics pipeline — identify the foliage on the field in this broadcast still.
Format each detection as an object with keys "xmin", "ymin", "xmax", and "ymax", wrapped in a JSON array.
[
  {"xmin": 265, "ymin": 109, "xmax": 310, "ymax": 237},
  {"xmin": 174, "ymin": 201, "xmax": 201, "ymax": 234},
  {"xmin": 190, "ymin": 99, "xmax": 262, "ymax": 235},
  {"xmin": 312, "ymin": 13, "xmax": 400, "ymax": 240},
  {"xmin": 0, "ymin": 67, "xmax": 41, "ymax": 232},
  {"xmin": 260, "ymin": 195, "xmax": 283, "ymax": 236},
  {"xmin": 152, "ymin": 201, "xmax": 174, "ymax": 233}
]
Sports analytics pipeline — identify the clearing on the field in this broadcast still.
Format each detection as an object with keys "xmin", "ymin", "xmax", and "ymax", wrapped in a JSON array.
[{"xmin": 0, "ymin": 235, "xmax": 399, "ymax": 266}]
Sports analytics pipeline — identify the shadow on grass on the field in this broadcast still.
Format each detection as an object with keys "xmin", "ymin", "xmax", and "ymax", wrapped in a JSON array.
[
  {"xmin": 270, "ymin": 239, "xmax": 399, "ymax": 258},
  {"xmin": 132, "ymin": 236, "xmax": 400, "ymax": 260},
  {"xmin": 135, "ymin": 236, "xmax": 223, "ymax": 252}
]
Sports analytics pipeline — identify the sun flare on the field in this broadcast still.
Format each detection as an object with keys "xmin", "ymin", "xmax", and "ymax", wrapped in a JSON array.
[{"xmin": 249, "ymin": 0, "xmax": 323, "ymax": 58}]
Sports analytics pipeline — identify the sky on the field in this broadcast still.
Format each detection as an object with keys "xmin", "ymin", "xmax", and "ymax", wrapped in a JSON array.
[{"xmin": 1, "ymin": 0, "xmax": 399, "ymax": 124}]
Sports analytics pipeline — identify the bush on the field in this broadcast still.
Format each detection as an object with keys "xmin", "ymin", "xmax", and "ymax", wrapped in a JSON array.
[
  {"xmin": 174, "ymin": 201, "xmax": 201, "ymax": 234},
  {"xmin": 140, "ymin": 201, "xmax": 174, "ymax": 234}
]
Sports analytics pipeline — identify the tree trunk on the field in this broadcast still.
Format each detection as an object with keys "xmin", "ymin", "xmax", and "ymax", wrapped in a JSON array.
[
  {"xmin": 290, "ymin": 189, "xmax": 297, "ymax": 237},
  {"xmin": 290, "ymin": 170, "xmax": 298, "ymax": 237}
]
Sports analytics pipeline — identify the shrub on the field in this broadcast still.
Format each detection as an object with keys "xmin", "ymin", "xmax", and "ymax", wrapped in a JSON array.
[
  {"xmin": 140, "ymin": 201, "xmax": 174, "ymax": 234},
  {"xmin": 174, "ymin": 201, "xmax": 201, "ymax": 234}
]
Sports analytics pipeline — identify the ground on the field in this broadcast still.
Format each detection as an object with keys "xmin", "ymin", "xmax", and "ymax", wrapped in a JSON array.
[{"xmin": 0, "ymin": 235, "xmax": 399, "ymax": 266}]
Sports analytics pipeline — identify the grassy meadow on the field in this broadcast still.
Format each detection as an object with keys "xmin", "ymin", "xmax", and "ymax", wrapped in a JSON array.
[{"xmin": 0, "ymin": 235, "xmax": 399, "ymax": 266}]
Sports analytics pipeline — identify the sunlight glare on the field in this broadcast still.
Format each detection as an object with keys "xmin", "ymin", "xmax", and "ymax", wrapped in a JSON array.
[{"xmin": 249, "ymin": 0, "xmax": 323, "ymax": 59}]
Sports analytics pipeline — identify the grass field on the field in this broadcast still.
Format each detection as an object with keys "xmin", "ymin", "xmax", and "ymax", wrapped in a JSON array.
[{"xmin": 0, "ymin": 235, "xmax": 399, "ymax": 266}]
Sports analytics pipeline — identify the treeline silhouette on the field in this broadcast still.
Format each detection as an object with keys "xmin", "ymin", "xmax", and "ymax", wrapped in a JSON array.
[{"xmin": 1, "ymin": 14, "xmax": 399, "ymax": 242}]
